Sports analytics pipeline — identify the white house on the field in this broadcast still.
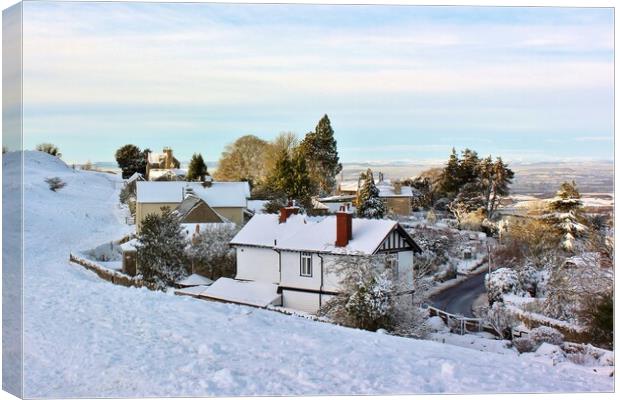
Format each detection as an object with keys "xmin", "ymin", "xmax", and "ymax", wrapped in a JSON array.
[
  {"xmin": 229, "ymin": 206, "xmax": 422, "ymax": 313},
  {"xmin": 135, "ymin": 180, "xmax": 251, "ymax": 231}
]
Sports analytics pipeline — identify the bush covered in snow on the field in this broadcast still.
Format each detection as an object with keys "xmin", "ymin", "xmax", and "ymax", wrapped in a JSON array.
[
  {"xmin": 485, "ymin": 302, "xmax": 517, "ymax": 339},
  {"xmin": 186, "ymin": 224, "xmax": 239, "ymax": 280},
  {"xmin": 136, "ymin": 207, "xmax": 189, "ymax": 290},
  {"xmin": 512, "ymin": 326, "xmax": 564, "ymax": 354},
  {"xmin": 529, "ymin": 326, "xmax": 564, "ymax": 346},
  {"xmin": 320, "ymin": 253, "xmax": 429, "ymax": 338},
  {"xmin": 512, "ymin": 336, "xmax": 537, "ymax": 353},
  {"xmin": 45, "ymin": 177, "xmax": 67, "ymax": 192},
  {"xmin": 485, "ymin": 268, "xmax": 522, "ymax": 305},
  {"xmin": 85, "ymin": 241, "xmax": 122, "ymax": 262}
]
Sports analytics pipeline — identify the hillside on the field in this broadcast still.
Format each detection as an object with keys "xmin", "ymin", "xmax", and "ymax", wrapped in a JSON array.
[{"xmin": 6, "ymin": 151, "xmax": 613, "ymax": 397}]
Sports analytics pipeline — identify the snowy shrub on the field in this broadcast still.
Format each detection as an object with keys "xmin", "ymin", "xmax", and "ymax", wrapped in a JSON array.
[
  {"xmin": 516, "ymin": 264, "xmax": 538, "ymax": 297},
  {"xmin": 45, "ymin": 177, "xmax": 67, "ymax": 192},
  {"xmin": 320, "ymin": 253, "xmax": 429, "ymax": 337},
  {"xmin": 186, "ymin": 224, "xmax": 239, "ymax": 280},
  {"xmin": 485, "ymin": 302, "xmax": 517, "ymax": 339},
  {"xmin": 426, "ymin": 316, "xmax": 448, "ymax": 333},
  {"xmin": 512, "ymin": 336, "xmax": 537, "ymax": 353},
  {"xmin": 86, "ymin": 241, "xmax": 122, "ymax": 262},
  {"xmin": 136, "ymin": 207, "xmax": 189, "ymax": 290},
  {"xmin": 529, "ymin": 326, "xmax": 564, "ymax": 346},
  {"xmin": 485, "ymin": 268, "xmax": 522, "ymax": 305},
  {"xmin": 578, "ymin": 290, "xmax": 613, "ymax": 349},
  {"xmin": 36, "ymin": 142, "xmax": 61, "ymax": 157}
]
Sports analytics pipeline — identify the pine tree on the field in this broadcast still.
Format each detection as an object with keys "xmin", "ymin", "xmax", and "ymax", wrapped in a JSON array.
[
  {"xmin": 458, "ymin": 148, "xmax": 480, "ymax": 186},
  {"xmin": 265, "ymin": 148, "xmax": 315, "ymax": 210},
  {"xmin": 135, "ymin": 207, "xmax": 189, "ymax": 290},
  {"xmin": 546, "ymin": 181, "xmax": 587, "ymax": 252},
  {"xmin": 478, "ymin": 156, "xmax": 514, "ymax": 219},
  {"xmin": 438, "ymin": 148, "xmax": 460, "ymax": 197},
  {"xmin": 186, "ymin": 153, "xmax": 209, "ymax": 181},
  {"xmin": 299, "ymin": 114, "xmax": 342, "ymax": 195},
  {"xmin": 356, "ymin": 169, "xmax": 387, "ymax": 219}
]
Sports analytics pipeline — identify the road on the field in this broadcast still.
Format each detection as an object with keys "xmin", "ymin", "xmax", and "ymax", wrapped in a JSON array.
[{"xmin": 430, "ymin": 270, "xmax": 487, "ymax": 318}]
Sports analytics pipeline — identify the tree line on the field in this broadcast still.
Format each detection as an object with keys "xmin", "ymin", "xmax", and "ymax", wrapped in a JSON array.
[{"xmin": 214, "ymin": 114, "xmax": 341, "ymax": 210}]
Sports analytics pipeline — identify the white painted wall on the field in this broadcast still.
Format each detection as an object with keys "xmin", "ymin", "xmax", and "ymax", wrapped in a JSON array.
[
  {"xmin": 397, "ymin": 250, "xmax": 414, "ymax": 288},
  {"xmin": 280, "ymin": 251, "xmax": 321, "ymax": 290},
  {"xmin": 234, "ymin": 246, "xmax": 280, "ymax": 284},
  {"xmin": 281, "ymin": 290, "xmax": 321, "ymax": 314}
]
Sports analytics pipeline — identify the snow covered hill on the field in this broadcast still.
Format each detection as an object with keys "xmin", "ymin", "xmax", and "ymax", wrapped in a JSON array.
[{"xmin": 7, "ymin": 151, "xmax": 613, "ymax": 397}]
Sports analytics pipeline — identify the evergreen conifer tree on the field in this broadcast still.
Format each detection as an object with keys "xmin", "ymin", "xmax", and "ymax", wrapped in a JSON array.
[
  {"xmin": 356, "ymin": 169, "xmax": 387, "ymax": 219},
  {"xmin": 186, "ymin": 153, "xmax": 209, "ymax": 181},
  {"xmin": 546, "ymin": 181, "xmax": 587, "ymax": 252},
  {"xmin": 439, "ymin": 148, "xmax": 460, "ymax": 197},
  {"xmin": 136, "ymin": 207, "xmax": 188, "ymax": 290},
  {"xmin": 266, "ymin": 148, "xmax": 315, "ymax": 210},
  {"xmin": 299, "ymin": 115, "xmax": 342, "ymax": 195}
]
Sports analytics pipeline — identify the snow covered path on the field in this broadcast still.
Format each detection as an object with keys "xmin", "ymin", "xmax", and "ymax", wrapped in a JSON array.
[{"xmin": 10, "ymin": 151, "xmax": 613, "ymax": 397}]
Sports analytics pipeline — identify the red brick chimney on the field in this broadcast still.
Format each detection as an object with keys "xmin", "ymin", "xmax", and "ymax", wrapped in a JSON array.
[
  {"xmin": 335, "ymin": 206, "xmax": 353, "ymax": 247},
  {"xmin": 279, "ymin": 204, "xmax": 299, "ymax": 224}
]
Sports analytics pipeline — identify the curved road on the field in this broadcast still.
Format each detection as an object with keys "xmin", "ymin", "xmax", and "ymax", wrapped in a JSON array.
[{"xmin": 430, "ymin": 270, "xmax": 487, "ymax": 317}]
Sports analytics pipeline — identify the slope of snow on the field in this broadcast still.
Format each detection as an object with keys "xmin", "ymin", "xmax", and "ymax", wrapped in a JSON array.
[{"xmin": 10, "ymin": 151, "xmax": 613, "ymax": 397}]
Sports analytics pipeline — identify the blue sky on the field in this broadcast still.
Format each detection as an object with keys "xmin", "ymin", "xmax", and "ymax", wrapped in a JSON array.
[{"xmin": 19, "ymin": 2, "xmax": 614, "ymax": 164}]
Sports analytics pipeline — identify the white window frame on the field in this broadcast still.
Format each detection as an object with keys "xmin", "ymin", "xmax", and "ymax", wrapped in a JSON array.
[{"xmin": 300, "ymin": 252, "xmax": 313, "ymax": 277}]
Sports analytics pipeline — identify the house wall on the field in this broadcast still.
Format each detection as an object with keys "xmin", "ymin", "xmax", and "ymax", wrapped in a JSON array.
[
  {"xmin": 136, "ymin": 202, "xmax": 181, "ymax": 232},
  {"xmin": 281, "ymin": 290, "xmax": 335, "ymax": 314},
  {"xmin": 397, "ymin": 250, "xmax": 414, "ymax": 288},
  {"xmin": 383, "ymin": 197, "xmax": 412, "ymax": 216},
  {"xmin": 279, "ymin": 252, "xmax": 343, "ymax": 292},
  {"xmin": 213, "ymin": 207, "xmax": 244, "ymax": 225},
  {"xmin": 235, "ymin": 246, "xmax": 280, "ymax": 284}
]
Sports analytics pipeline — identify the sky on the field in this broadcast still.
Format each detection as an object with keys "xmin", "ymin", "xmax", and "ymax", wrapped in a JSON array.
[{"xmin": 16, "ymin": 1, "xmax": 614, "ymax": 164}]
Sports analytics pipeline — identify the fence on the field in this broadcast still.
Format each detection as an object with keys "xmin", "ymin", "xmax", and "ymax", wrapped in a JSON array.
[
  {"xmin": 425, "ymin": 304, "xmax": 495, "ymax": 336},
  {"xmin": 69, "ymin": 252, "xmax": 156, "ymax": 291}
]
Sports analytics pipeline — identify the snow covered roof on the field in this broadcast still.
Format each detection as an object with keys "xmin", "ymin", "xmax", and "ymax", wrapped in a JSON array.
[
  {"xmin": 125, "ymin": 172, "xmax": 144, "ymax": 184},
  {"xmin": 190, "ymin": 183, "xmax": 250, "ymax": 208},
  {"xmin": 247, "ymin": 200, "xmax": 269, "ymax": 214},
  {"xmin": 277, "ymin": 217, "xmax": 399, "ymax": 255},
  {"xmin": 230, "ymin": 214, "xmax": 312, "ymax": 248},
  {"xmin": 377, "ymin": 183, "xmax": 414, "ymax": 198},
  {"xmin": 231, "ymin": 213, "xmax": 409, "ymax": 255},
  {"xmin": 119, "ymin": 239, "xmax": 138, "ymax": 252},
  {"xmin": 311, "ymin": 198, "xmax": 329, "ymax": 210},
  {"xmin": 180, "ymin": 222, "xmax": 236, "ymax": 238},
  {"xmin": 136, "ymin": 181, "xmax": 250, "ymax": 207},
  {"xmin": 319, "ymin": 195, "xmax": 356, "ymax": 202},
  {"xmin": 200, "ymin": 278, "xmax": 281, "ymax": 308},
  {"xmin": 148, "ymin": 169, "xmax": 187, "ymax": 181},
  {"xmin": 176, "ymin": 274, "xmax": 214, "ymax": 288},
  {"xmin": 338, "ymin": 181, "xmax": 359, "ymax": 192}
]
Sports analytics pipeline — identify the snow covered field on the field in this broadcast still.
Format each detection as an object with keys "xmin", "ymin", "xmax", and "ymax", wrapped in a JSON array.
[{"xmin": 7, "ymin": 151, "xmax": 614, "ymax": 397}]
